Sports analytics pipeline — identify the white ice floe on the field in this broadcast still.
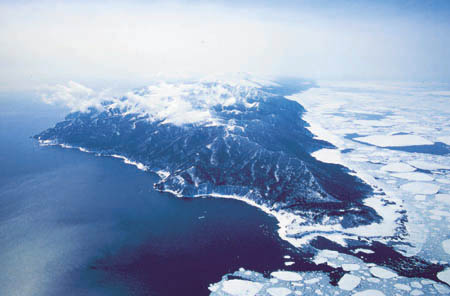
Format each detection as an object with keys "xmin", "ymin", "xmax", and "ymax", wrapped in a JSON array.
[
  {"xmin": 304, "ymin": 278, "xmax": 320, "ymax": 284},
  {"xmin": 436, "ymin": 178, "xmax": 450, "ymax": 184},
  {"xmin": 284, "ymin": 261, "xmax": 295, "ymax": 266},
  {"xmin": 421, "ymin": 279, "xmax": 435, "ymax": 285},
  {"xmin": 354, "ymin": 120, "xmax": 393, "ymax": 127},
  {"xmin": 380, "ymin": 162, "xmax": 416, "ymax": 172},
  {"xmin": 408, "ymin": 160, "xmax": 450, "ymax": 171},
  {"xmin": 342, "ymin": 264, "xmax": 361, "ymax": 271},
  {"xmin": 411, "ymin": 281, "xmax": 423, "ymax": 289},
  {"xmin": 221, "ymin": 279, "xmax": 263, "ymax": 296},
  {"xmin": 353, "ymin": 248, "xmax": 375, "ymax": 254},
  {"xmin": 437, "ymin": 268, "xmax": 450, "ymax": 286},
  {"xmin": 369, "ymin": 266, "xmax": 398, "ymax": 279},
  {"xmin": 434, "ymin": 282, "xmax": 450, "ymax": 294},
  {"xmin": 415, "ymin": 195, "xmax": 426, "ymax": 201},
  {"xmin": 311, "ymin": 148, "xmax": 342, "ymax": 165},
  {"xmin": 270, "ymin": 271, "xmax": 302, "ymax": 282},
  {"xmin": 401, "ymin": 182, "xmax": 440, "ymax": 195},
  {"xmin": 436, "ymin": 194, "xmax": 450, "ymax": 205},
  {"xmin": 354, "ymin": 135, "xmax": 433, "ymax": 147},
  {"xmin": 338, "ymin": 274, "xmax": 361, "ymax": 291},
  {"xmin": 366, "ymin": 278, "xmax": 380, "ymax": 283},
  {"xmin": 429, "ymin": 209, "xmax": 450, "ymax": 217},
  {"xmin": 437, "ymin": 136, "xmax": 450, "ymax": 146},
  {"xmin": 266, "ymin": 287, "xmax": 292, "ymax": 296},
  {"xmin": 320, "ymin": 250, "xmax": 339, "ymax": 258},
  {"xmin": 350, "ymin": 156, "xmax": 370, "ymax": 162},
  {"xmin": 442, "ymin": 239, "xmax": 450, "ymax": 255},
  {"xmin": 394, "ymin": 283, "xmax": 411, "ymax": 291},
  {"xmin": 352, "ymin": 289, "xmax": 385, "ymax": 296},
  {"xmin": 390, "ymin": 172, "xmax": 434, "ymax": 181}
]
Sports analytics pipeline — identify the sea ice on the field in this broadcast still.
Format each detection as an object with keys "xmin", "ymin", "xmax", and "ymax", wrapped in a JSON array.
[
  {"xmin": 311, "ymin": 148, "xmax": 342, "ymax": 165},
  {"xmin": 367, "ymin": 278, "xmax": 380, "ymax": 283},
  {"xmin": 411, "ymin": 281, "xmax": 422, "ymax": 289},
  {"xmin": 270, "ymin": 271, "xmax": 302, "ymax": 281},
  {"xmin": 304, "ymin": 278, "xmax": 320, "ymax": 284},
  {"xmin": 435, "ymin": 194, "xmax": 450, "ymax": 205},
  {"xmin": 354, "ymin": 248, "xmax": 375, "ymax": 254},
  {"xmin": 350, "ymin": 156, "xmax": 370, "ymax": 162},
  {"xmin": 442, "ymin": 239, "xmax": 450, "ymax": 255},
  {"xmin": 421, "ymin": 279, "xmax": 435, "ymax": 285},
  {"xmin": 400, "ymin": 182, "xmax": 440, "ymax": 195},
  {"xmin": 408, "ymin": 160, "xmax": 450, "ymax": 171},
  {"xmin": 338, "ymin": 274, "xmax": 361, "ymax": 291},
  {"xmin": 352, "ymin": 289, "xmax": 385, "ymax": 296},
  {"xmin": 342, "ymin": 264, "xmax": 361, "ymax": 271},
  {"xmin": 394, "ymin": 283, "xmax": 411, "ymax": 291},
  {"xmin": 354, "ymin": 120, "xmax": 393, "ymax": 127},
  {"xmin": 266, "ymin": 287, "xmax": 292, "ymax": 296},
  {"xmin": 320, "ymin": 249, "xmax": 339, "ymax": 258},
  {"xmin": 434, "ymin": 282, "xmax": 450, "ymax": 294},
  {"xmin": 221, "ymin": 279, "xmax": 263, "ymax": 296},
  {"xmin": 415, "ymin": 195, "xmax": 426, "ymax": 201},
  {"xmin": 437, "ymin": 136, "xmax": 450, "ymax": 146},
  {"xmin": 354, "ymin": 135, "xmax": 433, "ymax": 147},
  {"xmin": 369, "ymin": 266, "xmax": 398, "ymax": 279},
  {"xmin": 391, "ymin": 172, "xmax": 434, "ymax": 181},
  {"xmin": 380, "ymin": 162, "xmax": 416, "ymax": 173}
]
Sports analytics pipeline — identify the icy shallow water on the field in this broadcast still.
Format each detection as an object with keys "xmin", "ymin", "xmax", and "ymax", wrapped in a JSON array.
[{"xmin": 211, "ymin": 81, "xmax": 450, "ymax": 295}]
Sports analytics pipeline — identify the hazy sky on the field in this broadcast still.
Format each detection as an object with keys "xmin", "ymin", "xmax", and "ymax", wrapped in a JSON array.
[{"xmin": 1, "ymin": 0, "xmax": 450, "ymax": 91}]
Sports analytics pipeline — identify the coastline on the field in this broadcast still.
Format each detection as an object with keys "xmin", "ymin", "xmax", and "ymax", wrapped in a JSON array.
[{"xmin": 37, "ymin": 135, "xmax": 393, "ymax": 251}]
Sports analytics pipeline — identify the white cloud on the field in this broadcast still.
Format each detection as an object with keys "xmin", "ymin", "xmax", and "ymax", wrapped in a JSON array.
[
  {"xmin": 40, "ymin": 81, "xmax": 105, "ymax": 112},
  {"xmin": 40, "ymin": 76, "xmax": 273, "ymax": 125}
]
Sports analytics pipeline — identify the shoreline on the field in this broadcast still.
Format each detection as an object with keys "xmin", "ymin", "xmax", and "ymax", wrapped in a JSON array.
[{"xmin": 37, "ymin": 135, "xmax": 394, "ymax": 251}]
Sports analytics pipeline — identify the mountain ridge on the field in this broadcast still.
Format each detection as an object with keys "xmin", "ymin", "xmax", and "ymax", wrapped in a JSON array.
[{"xmin": 35, "ymin": 78, "xmax": 380, "ymax": 228}]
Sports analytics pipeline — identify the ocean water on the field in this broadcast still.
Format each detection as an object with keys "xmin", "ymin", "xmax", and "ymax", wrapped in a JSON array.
[{"xmin": 0, "ymin": 96, "xmax": 305, "ymax": 295}]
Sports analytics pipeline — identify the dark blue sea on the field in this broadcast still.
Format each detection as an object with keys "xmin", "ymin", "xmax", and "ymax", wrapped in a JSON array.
[{"xmin": 0, "ymin": 95, "xmax": 303, "ymax": 295}]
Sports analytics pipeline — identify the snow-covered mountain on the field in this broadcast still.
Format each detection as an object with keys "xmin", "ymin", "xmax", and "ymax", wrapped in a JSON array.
[{"xmin": 35, "ymin": 77, "xmax": 379, "ymax": 227}]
